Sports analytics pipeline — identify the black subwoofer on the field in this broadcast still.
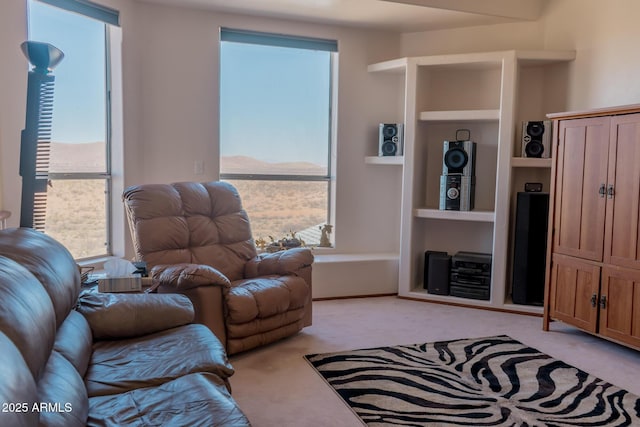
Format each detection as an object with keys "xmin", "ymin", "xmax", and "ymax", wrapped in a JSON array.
[{"xmin": 424, "ymin": 251, "xmax": 450, "ymax": 295}]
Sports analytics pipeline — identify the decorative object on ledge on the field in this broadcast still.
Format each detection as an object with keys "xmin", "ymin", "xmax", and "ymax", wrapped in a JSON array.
[
  {"xmin": 318, "ymin": 224, "xmax": 333, "ymax": 248},
  {"xmin": 257, "ymin": 231, "xmax": 306, "ymax": 253}
]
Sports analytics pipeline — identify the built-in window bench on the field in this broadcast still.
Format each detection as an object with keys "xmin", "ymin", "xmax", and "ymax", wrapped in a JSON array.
[{"xmin": 311, "ymin": 252, "xmax": 399, "ymax": 299}]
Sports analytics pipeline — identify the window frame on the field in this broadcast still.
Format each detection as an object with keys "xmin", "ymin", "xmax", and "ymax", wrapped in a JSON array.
[
  {"xmin": 218, "ymin": 28, "xmax": 337, "ymax": 244},
  {"xmin": 28, "ymin": 0, "xmax": 117, "ymax": 260}
]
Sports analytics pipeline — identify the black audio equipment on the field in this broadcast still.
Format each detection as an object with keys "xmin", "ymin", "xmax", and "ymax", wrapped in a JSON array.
[
  {"xmin": 378, "ymin": 123, "xmax": 403, "ymax": 156},
  {"xmin": 439, "ymin": 174, "xmax": 475, "ymax": 211},
  {"xmin": 522, "ymin": 120, "xmax": 551, "ymax": 158},
  {"xmin": 424, "ymin": 251, "xmax": 451, "ymax": 295},
  {"xmin": 512, "ymin": 192, "xmax": 549, "ymax": 305},
  {"xmin": 442, "ymin": 130, "xmax": 476, "ymax": 176},
  {"xmin": 440, "ymin": 129, "xmax": 476, "ymax": 211},
  {"xmin": 450, "ymin": 251, "xmax": 491, "ymax": 300},
  {"xmin": 524, "ymin": 182, "xmax": 543, "ymax": 192}
]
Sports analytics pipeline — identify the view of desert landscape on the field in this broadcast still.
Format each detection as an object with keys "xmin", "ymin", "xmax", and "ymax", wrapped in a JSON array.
[{"xmin": 44, "ymin": 143, "xmax": 327, "ymax": 259}]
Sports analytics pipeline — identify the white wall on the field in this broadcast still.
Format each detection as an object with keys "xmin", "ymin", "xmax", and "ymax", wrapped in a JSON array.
[
  {"xmin": 0, "ymin": 1, "xmax": 27, "ymax": 217},
  {"xmin": 399, "ymin": 0, "xmax": 640, "ymax": 112},
  {"xmin": 541, "ymin": 0, "xmax": 640, "ymax": 110}
]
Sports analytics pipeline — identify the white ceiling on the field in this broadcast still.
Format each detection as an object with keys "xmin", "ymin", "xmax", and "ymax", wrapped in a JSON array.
[{"xmin": 137, "ymin": 0, "xmax": 545, "ymax": 32}]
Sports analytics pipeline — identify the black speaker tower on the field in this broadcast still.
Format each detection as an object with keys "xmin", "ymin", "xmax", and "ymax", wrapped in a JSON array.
[{"xmin": 512, "ymin": 192, "xmax": 549, "ymax": 305}]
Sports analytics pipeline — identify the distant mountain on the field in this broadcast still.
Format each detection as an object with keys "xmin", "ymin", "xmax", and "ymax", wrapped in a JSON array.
[
  {"xmin": 47, "ymin": 145, "xmax": 326, "ymax": 176},
  {"xmin": 221, "ymin": 155, "xmax": 326, "ymax": 175},
  {"xmin": 49, "ymin": 141, "xmax": 105, "ymax": 173}
]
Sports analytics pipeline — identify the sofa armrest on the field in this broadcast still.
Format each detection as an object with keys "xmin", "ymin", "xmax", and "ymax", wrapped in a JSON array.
[
  {"xmin": 244, "ymin": 247, "xmax": 314, "ymax": 279},
  {"xmin": 151, "ymin": 263, "xmax": 231, "ymax": 291},
  {"xmin": 76, "ymin": 292, "xmax": 194, "ymax": 340}
]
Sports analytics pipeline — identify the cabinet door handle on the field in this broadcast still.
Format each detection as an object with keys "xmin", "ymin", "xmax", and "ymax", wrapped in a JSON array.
[
  {"xmin": 599, "ymin": 184, "xmax": 606, "ymax": 198},
  {"xmin": 607, "ymin": 185, "xmax": 614, "ymax": 199},
  {"xmin": 600, "ymin": 295, "xmax": 607, "ymax": 309},
  {"xmin": 590, "ymin": 293, "xmax": 598, "ymax": 307}
]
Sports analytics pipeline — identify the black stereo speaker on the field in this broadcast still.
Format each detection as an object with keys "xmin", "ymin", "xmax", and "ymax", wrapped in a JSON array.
[
  {"xmin": 378, "ymin": 123, "xmax": 403, "ymax": 156},
  {"xmin": 424, "ymin": 251, "xmax": 450, "ymax": 295},
  {"xmin": 512, "ymin": 192, "xmax": 550, "ymax": 305},
  {"xmin": 522, "ymin": 120, "xmax": 552, "ymax": 158},
  {"xmin": 442, "ymin": 140, "xmax": 476, "ymax": 176}
]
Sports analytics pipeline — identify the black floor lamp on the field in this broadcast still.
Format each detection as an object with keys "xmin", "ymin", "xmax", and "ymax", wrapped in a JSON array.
[{"xmin": 19, "ymin": 41, "xmax": 64, "ymax": 230}]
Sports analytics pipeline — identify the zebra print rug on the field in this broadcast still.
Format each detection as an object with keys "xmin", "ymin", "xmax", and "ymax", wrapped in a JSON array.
[{"xmin": 305, "ymin": 335, "xmax": 640, "ymax": 426}]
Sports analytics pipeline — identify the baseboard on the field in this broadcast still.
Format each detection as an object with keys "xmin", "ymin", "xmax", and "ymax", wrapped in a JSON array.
[{"xmin": 312, "ymin": 293, "xmax": 397, "ymax": 301}]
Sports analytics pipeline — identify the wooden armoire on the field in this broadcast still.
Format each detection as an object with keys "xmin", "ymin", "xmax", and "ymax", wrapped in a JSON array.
[{"xmin": 543, "ymin": 104, "xmax": 640, "ymax": 350}]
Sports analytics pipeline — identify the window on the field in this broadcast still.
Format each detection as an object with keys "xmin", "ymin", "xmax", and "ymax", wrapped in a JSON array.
[
  {"xmin": 27, "ymin": 0, "xmax": 118, "ymax": 259},
  {"xmin": 219, "ymin": 29, "xmax": 336, "ymax": 246}
]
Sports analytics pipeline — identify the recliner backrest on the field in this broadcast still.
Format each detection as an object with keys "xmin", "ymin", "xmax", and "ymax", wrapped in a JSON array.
[{"xmin": 123, "ymin": 181, "xmax": 257, "ymax": 281}]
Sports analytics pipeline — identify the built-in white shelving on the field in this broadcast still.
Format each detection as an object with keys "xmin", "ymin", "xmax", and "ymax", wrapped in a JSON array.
[
  {"xmin": 414, "ymin": 208, "xmax": 494, "ymax": 222},
  {"xmin": 419, "ymin": 109, "xmax": 500, "ymax": 122},
  {"xmin": 510, "ymin": 157, "xmax": 553, "ymax": 168},
  {"xmin": 368, "ymin": 49, "xmax": 576, "ymax": 315},
  {"xmin": 365, "ymin": 156, "xmax": 403, "ymax": 165}
]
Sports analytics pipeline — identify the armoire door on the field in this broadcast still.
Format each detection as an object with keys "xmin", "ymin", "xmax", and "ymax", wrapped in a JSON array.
[
  {"xmin": 604, "ymin": 113, "xmax": 640, "ymax": 269},
  {"xmin": 553, "ymin": 117, "xmax": 610, "ymax": 261},
  {"xmin": 600, "ymin": 265, "xmax": 640, "ymax": 348},
  {"xmin": 549, "ymin": 254, "xmax": 600, "ymax": 333}
]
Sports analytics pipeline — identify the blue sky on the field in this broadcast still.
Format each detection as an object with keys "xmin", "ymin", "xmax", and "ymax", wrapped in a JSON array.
[
  {"xmin": 220, "ymin": 42, "xmax": 331, "ymax": 167},
  {"xmin": 28, "ymin": 0, "xmax": 106, "ymax": 144}
]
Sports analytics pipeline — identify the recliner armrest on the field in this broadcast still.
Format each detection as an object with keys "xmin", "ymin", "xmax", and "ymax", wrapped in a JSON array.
[
  {"xmin": 76, "ymin": 292, "xmax": 194, "ymax": 340},
  {"xmin": 151, "ymin": 263, "xmax": 231, "ymax": 291},
  {"xmin": 244, "ymin": 247, "xmax": 314, "ymax": 279}
]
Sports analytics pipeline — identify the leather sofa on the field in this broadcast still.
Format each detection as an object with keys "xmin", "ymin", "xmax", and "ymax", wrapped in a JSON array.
[
  {"xmin": 0, "ymin": 228, "xmax": 250, "ymax": 427},
  {"xmin": 123, "ymin": 181, "xmax": 314, "ymax": 354}
]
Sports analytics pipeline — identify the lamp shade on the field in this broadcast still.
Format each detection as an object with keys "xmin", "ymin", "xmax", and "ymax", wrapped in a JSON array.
[{"xmin": 20, "ymin": 41, "xmax": 64, "ymax": 74}]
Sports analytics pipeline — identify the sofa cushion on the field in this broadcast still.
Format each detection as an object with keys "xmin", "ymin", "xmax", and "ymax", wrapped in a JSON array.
[
  {"xmin": 0, "ymin": 228, "xmax": 80, "ymax": 328},
  {"xmin": 0, "ymin": 333, "xmax": 39, "ymax": 427},
  {"xmin": 226, "ymin": 275, "xmax": 309, "ymax": 325},
  {"xmin": 88, "ymin": 373, "xmax": 250, "ymax": 427},
  {"xmin": 54, "ymin": 311, "xmax": 93, "ymax": 378},
  {"xmin": 0, "ymin": 257, "xmax": 56, "ymax": 380},
  {"xmin": 85, "ymin": 324, "xmax": 234, "ymax": 397},
  {"xmin": 37, "ymin": 351, "xmax": 88, "ymax": 427},
  {"xmin": 76, "ymin": 292, "xmax": 194, "ymax": 339}
]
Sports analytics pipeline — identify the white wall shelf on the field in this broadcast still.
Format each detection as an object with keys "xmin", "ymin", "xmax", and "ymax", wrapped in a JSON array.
[
  {"xmin": 366, "ymin": 57, "xmax": 408, "ymax": 73},
  {"xmin": 419, "ymin": 109, "xmax": 500, "ymax": 122},
  {"xmin": 365, "ymin": 156, "xmax": 403, "ymax": 165},
  {"xmin": 414, "ymin": 208, "xmax": 495, "ymax": 222},
  {"xmin": 314, "ymin": 252, "xmax": 399, "ymax": 263},
  {"xmin": 511, "ymin": 157, "xmax": 553, "ymax": 168},
  {"xmin": 369, "ymin": 49, "xmax": 575, "ymax": 316}
]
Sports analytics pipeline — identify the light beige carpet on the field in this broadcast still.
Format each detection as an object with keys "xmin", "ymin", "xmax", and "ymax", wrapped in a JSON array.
[{"xmin": 229, "ymin": 297, "xmax": 640, "ymax": 426}]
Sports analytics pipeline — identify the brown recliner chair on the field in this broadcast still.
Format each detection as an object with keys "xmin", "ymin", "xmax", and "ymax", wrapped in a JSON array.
[{"xmin": 123, "ymin": 181, "xmax": 313, "ymax": 354}]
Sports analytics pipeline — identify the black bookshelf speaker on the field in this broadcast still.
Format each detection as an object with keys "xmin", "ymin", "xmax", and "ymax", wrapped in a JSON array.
[
  {"xmin": 522, "ymin": 120, "xmax": 551, "ymax": 158},
  {"xmin": 424, "ymin": 251, "xmax": 451, "ymax": 295},
  {"xmin": 378, "ymin": 123, "xmax": 403, "ymax": 156},
  {"xmin": 512, "ymin": 192, "xmax": 550, "ymax": 305}
]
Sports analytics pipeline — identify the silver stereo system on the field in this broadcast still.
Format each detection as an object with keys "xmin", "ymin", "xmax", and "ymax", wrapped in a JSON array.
[
  {"xmin": 440, "ymin": 129, "xmax": 476, "ymax": 211},
  {"xmin": 378, "ymin": 123, "xmax": 404, "ymax": 156},
  {"xmin": 522, "ymin": 120, "xmax": 552, "ymax": 158},
  {"xmin": 440, "ymin": 175, "xmax": 475, "ymax": 211}
]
